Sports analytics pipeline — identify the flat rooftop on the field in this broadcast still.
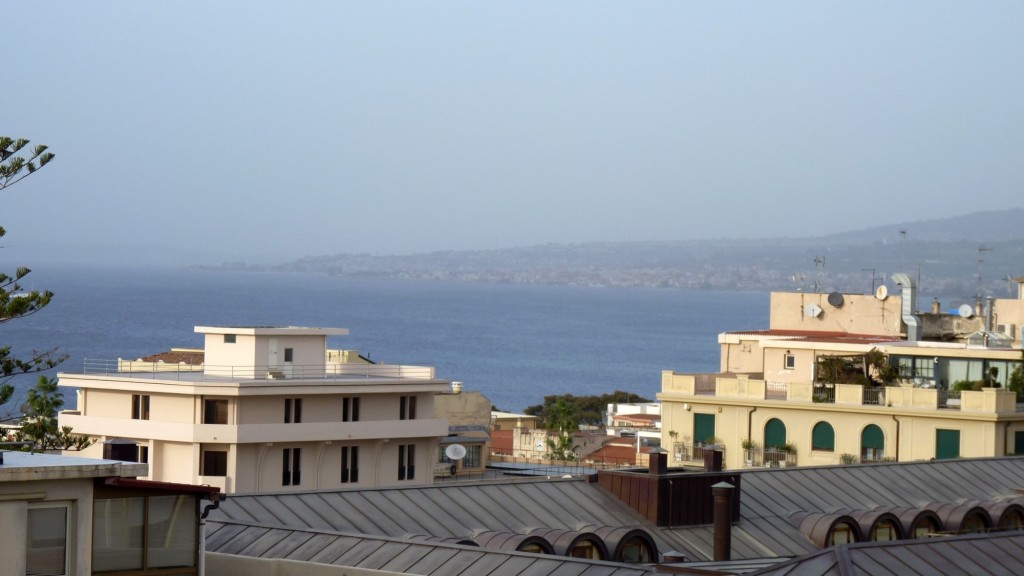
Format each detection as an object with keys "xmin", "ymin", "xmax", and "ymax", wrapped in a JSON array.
[
  {"xmin": 0, "ymin": 450, "xmax": 147, "ymax": 482},
  {"xmin": 195, "ymin": 326, "xmax": 349, "ymax": 336}
]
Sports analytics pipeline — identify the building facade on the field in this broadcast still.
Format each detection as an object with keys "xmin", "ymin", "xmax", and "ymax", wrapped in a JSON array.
[
  {"xmin": 59, "ymin": 326, "xmax": 451, "ymax": 493},
  {"xmin": 660, "ymin": 278, "xmax": 1024, "ymax": 470}
]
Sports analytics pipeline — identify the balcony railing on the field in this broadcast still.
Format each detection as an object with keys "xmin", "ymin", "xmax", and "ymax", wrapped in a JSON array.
[
  {"xmin": 938, "ymin": 389, "xmax": 962, "ymax": 409},
  {"xmin": 672, "ymin": 442, "xmax": 726, "ymax": 463},
  {"xmin": 743, "ymin": 447, "xmax": 797, "ymax": 468},
  {"xmin": 80, "ymin": 359, "xmax": 436, "ymax": 381},
  {"xmin": 694, "ymin": 374, "xmax": 717, "ymax": 395},
  {"xmin": 812, "ymin": 384, "xmax": 836, "ymax": 403}
]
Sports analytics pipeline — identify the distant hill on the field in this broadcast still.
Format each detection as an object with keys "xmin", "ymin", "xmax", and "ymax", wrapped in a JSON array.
[{"xmin": 210, "ymin": 209, "xmax": 1024, "ymax": 301}]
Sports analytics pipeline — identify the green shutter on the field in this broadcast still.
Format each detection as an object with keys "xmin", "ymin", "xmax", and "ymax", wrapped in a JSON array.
[
  {"xmin": 936, "ymin": 429, "xmax": 960, "ymax": 460},
  {"xmin": 694, "ymin": 413, "xmax": 716, "ymax": 444},
  {"xmin": 861, "ymin": 425, "xmax": 885, "ymax": 449},
  {"xmin": 812, "ymin": 422, "xmax": 835, "ymax": 451},
  {"xmin": 764, "ymin": 418, "xmax": 787, "ymax": 448}
]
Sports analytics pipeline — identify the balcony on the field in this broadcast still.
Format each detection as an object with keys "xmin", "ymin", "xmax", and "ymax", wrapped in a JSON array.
[
  {"xmin": 672, "ymin": 442, "xmax": 726, "ymax": 464},
  {"xmin": 78, "ymin": 359, "xmax": 437, "ymax": 381},
  {"xmin": 743, "ymin": 447, "xmax": 797, "ymax": 468},
  {"xmin": 661, "ymin": 371, "xmax": 1019, "ymax": 414}
]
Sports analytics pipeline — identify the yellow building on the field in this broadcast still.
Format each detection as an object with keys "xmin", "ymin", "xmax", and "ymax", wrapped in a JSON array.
[
  {"xmin": 59, "ymin": 326, "xmax": 452, "ymax": 493},
  {"xmin": 660, "ymin": 275, "xmax": 1024, "ymax": 469}
]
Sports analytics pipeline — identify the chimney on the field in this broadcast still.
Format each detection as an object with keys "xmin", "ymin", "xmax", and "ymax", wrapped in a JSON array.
[
  {"xmin": 649, "ymin": 449, "xmax": 667, "ymax": 476},
  {"xmin": 712, "ymin": 481, "xmax": 734, "ymax": 561},
  {"xmin": 893, "ymin": 273, "xmax": 920, "ymax": 341},
  {"xmin": 931, "ymin": 298, "xmax": 941, "ymax": 314},
  {"xmin": 986, "ymin": 297, "xmax": 994, "ymax": 332}
]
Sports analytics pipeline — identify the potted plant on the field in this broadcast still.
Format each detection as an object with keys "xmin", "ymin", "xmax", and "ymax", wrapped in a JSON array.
[{"xmin": 742, "ymin": 439, "xmax": 758, "ymax": 466}]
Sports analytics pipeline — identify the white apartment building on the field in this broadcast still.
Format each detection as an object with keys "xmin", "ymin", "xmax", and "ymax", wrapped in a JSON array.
[{"xmin": 59, "ymin": 326, "xmax": 451, "ymax": 493}]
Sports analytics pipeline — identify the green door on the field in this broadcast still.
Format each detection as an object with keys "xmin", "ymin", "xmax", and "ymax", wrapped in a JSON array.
[
  {"xmin": 765, "ymin": 418, "xmax": 787, "ymax": 448},
  {"xmin": 694, "ymin": 413, "xmax": 716, "ymax": 444},
  {"xmin": 936, "ymin": 429, "xmax": 960, "ymax": 460}
]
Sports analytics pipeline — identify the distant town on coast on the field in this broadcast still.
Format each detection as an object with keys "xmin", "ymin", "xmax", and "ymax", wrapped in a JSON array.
[{"xmin": 210, "ymin": 208, "xmax": 1024, "ymax": 300}]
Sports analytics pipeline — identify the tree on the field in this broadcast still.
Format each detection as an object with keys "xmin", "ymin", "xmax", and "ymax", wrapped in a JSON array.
[
  {"xmin": 524, "ymin": 391, "xmax": 652, "ymax": 427},
  {"xmin": 0, "ymin": 137, "xmax": 63, "ymax": 419},
  {"xmin": 10, "ymin": 375, "xmax": 92, "ymax": 451}
]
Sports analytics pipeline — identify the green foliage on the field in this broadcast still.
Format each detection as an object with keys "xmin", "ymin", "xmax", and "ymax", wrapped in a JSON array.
[
  {"xmin": 523, "ymin": 390, "xmax": 652, "ymax": 428},
  {"xmin": 839, "ymin": 453, "xmax": 858, "ymax": 464},
  {"xmin": 817, "ymin": 348, "xmax": 898, "ymax": 387},
  {"xmin": 545, "ymin": 432, "xmax": 580, "ymax": 461},
  {"xmin": 11, "ymin": 376, "xmax": 92, "ymax": 451},
  {"xmin": 1008, "ymin": 362, "xmax": 1024, "ymax": 401},
  {"xmin": 0, "ymin": 137, "xmax": 63, "ymax": 419}
]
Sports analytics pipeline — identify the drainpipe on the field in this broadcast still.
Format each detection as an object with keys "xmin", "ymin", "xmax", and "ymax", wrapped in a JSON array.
[
  {"xmin": 891, "ymin": 415, "xmax": 900, "ymax": 461},
  {"xmin": 199, "ymin": 494, "xmax": 225, "ymax": 576},
  {"xmin": 746, "ymin": 407, "xmax": 758, "ymax": 447},
  {"xmin": 712, "ymin": 482, "xmax": 734, "ymax": 561}
]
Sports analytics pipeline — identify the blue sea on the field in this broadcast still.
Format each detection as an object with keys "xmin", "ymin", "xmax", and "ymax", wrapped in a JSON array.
[{"xmin": 2, "ymin": 265, "xmax": 769, "ymax": 413}]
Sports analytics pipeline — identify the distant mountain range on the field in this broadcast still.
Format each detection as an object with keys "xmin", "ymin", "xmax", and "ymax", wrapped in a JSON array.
[{"xmin": 210, "ymin": 208, "xmax": 1024, "ymax": 301}]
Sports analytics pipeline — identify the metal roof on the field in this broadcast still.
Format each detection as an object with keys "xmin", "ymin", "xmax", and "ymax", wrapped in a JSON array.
[
  {"xmin": 746, "ymin": 531, "xmax": 1024, "ymax": 576},
  {"xmin": 210, "ymin": 457, "xmax": 1024, "ymax": 566},
  {"xmin": 205, "ymin": 520, "xmax": 656, "ymax": 576}
]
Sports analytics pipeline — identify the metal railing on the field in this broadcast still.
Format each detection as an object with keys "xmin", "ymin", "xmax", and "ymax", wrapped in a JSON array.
[
  {"xmin": 81, "ymin": 359, "xmax": 436, "ymax": 381},
  {"xmin": 938, "ymin": 389, "xmax": 962, "ymax": 410},
  {"xmin": 812, "ymin": 384, "xmax": 836, "ymax": 403},
  {"xmin": 694, "ymin": 374, "xmax": 717, "ymax": 395},
  {"xmin": 863, "ymin": 387, "xmax": 886, "ymax": 406},
  {"xmin": 745, "ymin": 447, "xmax": 797, "ymax": 468},
  {"xmin": 673, "ymin": 442, "xmax": 726, "ymax": 463},
  {"xmin": 765, "ymin": 381, "xmax": 788, "ymax": 401}
]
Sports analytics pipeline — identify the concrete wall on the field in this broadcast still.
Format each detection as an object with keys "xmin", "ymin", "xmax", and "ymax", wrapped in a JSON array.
[
  {"xmin": 0, "ymin": 478, "xmax": 94, "ymax": 576},
  {"xmin": 769, "ymin": 292, "xmax": 904, "ymax": 335}
]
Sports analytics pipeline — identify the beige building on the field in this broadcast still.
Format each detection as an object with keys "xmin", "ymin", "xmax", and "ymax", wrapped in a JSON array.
[
  {"xmin": 660, "ymin": 276, "xmax": 1024, "ymax": 470},
  {"xmin": 59, "ymin": 326, "xmax": 452, "ymax": 493}
]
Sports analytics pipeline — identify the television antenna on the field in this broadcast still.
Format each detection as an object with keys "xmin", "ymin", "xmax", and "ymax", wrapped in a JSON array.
[
  {"xmin": 862, "ymin": 268, "xmax": 877, "ymax": 293},
  {"xmin": 899, "ymin": 229, "xmax": 908, "ymax": 271},
  {"xmin": 977, "ymin": 246, "xmax": 992, "ymax": 299},
  {"xmin": 813, "ymin": 256, "xmax": 825, "ymax": 293}
]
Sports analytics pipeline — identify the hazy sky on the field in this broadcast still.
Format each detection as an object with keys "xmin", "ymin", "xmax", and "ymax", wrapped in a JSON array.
[{"xmin": 4, "ymin": 2, "xmax": 1023, "ymax": 264}]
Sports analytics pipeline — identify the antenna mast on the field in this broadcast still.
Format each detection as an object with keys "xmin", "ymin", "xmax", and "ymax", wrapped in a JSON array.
[
  {"xmin": 813, "ymin": 255, "xmax": 825, "ymax": 293},
  {"xmin": 978, "ymin": 246, "xmax": 993, "ymax": 300}
]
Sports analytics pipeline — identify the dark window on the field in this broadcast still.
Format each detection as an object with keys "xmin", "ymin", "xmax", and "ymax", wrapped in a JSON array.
[
  {"xmin": 202, "ymin": 450, "xmax": 227, "ymax": 477},
  {"xmin": 694, "ymin": 413, "xmax": 716, "ymax": 444},
  {"xmin": 132, "ymin": 394, "xmax": 150, "ymax": 420},
  {"xmin": 27, "ymin": 505, "xmax": 68, "ymax": 575},
  {"xmin": 398, "ymin": 444, "xmax": 415, "ymax": 480},
  {"xmin": 343, "ymin": 397, "xmax": 360, "ymax": 422},
  {"xmin": 224, "ymin": 334, "xmax": 236, "ymax": 344},
  {"xmin": 282, "ymin": 448, "xmax": 302, "ymax": 486},
  {"xmin": 1014, "ymin": 430, "xmax": 1024, "ymax": 456},
  {"xmin": 784, "ymin": 354, "xmax": 796, "ymax": 369},
  {"xmin": 936, "ymin": 429, "xmax": 960, "ymax": 460},
  {"xmin": 93, "ymin": 495, "xmax": 198, "ymax": 572},
  {"xmin": 284, "ymin": 348, "xmax": 294, "ymax": 362},
  {"xmin": 342, "ymin": 446, "xmax": 359, "ymax": 483},
  {"xmin": 400, "ymin": 395, "xmax": 417, "ymax": 420},
  {"xmin": 284, "ymin": 398, "xmax": 302, "ymax": 423},
  {"xmin": 861, "ymin": 424, "xmax": 885, "ymax": 461},
  {"xmin": 764, "ymin": 418, "xmax": 787, "ymax": 448},
  {"xmin": 811, "ymin": 422, "xmax": 835, "ymax": 451},
  {"xmin": 203, "ymin": 399, "xmax": 228, "ymax": 424},
  {"xmin": 138, "ymin": 445, "xmax": 149, "ymax": 464}
]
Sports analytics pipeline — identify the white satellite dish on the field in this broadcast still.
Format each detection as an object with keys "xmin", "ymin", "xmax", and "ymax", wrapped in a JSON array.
[
  {"xmin": 875, "ymin": 285, "xmax": 888, "ymax": 300},
  {"xmin": 445, "ymin": 444, "xmax": 467, "ymax": 460},
  {"xmin": 958, "ymin": 304, "xmax": 974, "ymax": 318},
  {"xmin": 804, "ymin": 303, "xmax": 823, "ymax": 318}
]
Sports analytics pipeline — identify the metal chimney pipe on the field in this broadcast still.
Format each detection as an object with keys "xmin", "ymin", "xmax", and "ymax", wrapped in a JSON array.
[
  {"xmin": 712, "ymin": 481, "xmax": 734, "ymax": 561},
  {"xmin": 986, "ymin": 297, "xmax": 994, "ymax": 332}
]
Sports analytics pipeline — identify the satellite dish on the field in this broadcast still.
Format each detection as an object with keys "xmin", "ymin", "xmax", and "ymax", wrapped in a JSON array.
[
  {"xmin": 958, "ymin": 304, "xmax": 974, "ymax": 318},
  {"xmin": 445, "ymin": 444, "xmax": 467, "ymax": 460},
  {"xmin": 804, "ymin": 303, "xmax": 823, "ymax": 318},
  {"xmin": 827, "ymin": 292, "xmax": 844, "ymax": 307},
  {"xmin": 875, "ymin": 285, "xmax": 888, "ymax": 300}
]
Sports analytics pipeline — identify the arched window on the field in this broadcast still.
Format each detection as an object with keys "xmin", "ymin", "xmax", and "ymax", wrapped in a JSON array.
[
  {"xmin": 829, "ymin": 521, "xmax": 857, "ymax": 545},
  {"xmin": 912, "ymin": 516, "xmax": 940, "ymax": 538},
  {"xmin": 872, "ymin": 519, "xmax": 899, "ymax": 541},
  {"xmin": 811, "ymin": 422, "xmax": 835, "ymax": 452},
  {"xmin": 861, "ymin": 425, "xmax": 885, "ymax": 462},
  {"xmin": 765, "ymin": 419, "xmax": 787, "ymax": 448}
]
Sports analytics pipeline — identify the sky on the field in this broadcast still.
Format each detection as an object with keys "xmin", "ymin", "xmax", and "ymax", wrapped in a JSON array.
[{"xmin": 3, "ymin": 2, "xmax": 1023, "ymax": 265}]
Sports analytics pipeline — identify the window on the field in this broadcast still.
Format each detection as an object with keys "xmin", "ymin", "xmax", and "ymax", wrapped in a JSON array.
[
  {"xmin": 872, "ymin": 519, "xmax": 899, "ymax": 541},
  {"xmin": 283, "ymin": 448, "xmax": 301, "ymax": 486},
  {"xmin": 936, "ymin": 428, "xmax": 961, "ymax": 460},
  {"xmin": 861, "ymin": 424, "xmax": 885, "ymax": 461},
  {"xmin": 694, "ymin": 413, "xmax": 716, "ymax": 445},
  {"xmin": 464, "ymin": 445, "xmax": 482, "ymax": 468},
  {"xmin": 131, "ymin": 394, "xmax": 150, "ymax": 420},
  {"xmin": 1014, "ymin": 430, "xmax": 1024, "ymax": 456},
  {"xmin": 203, "ymin": 399, "xmax": 228, "ymax": 424},
  {"xmin": 284, "ymin": 398, "xmax": 302, "ymax": 423},
  {"xmin": 27, "ymin": 503, "xmax": 69, "ymax": 576},
  {"xmin": 93, "ymin": 495, "xmax": 198, "ymax": 573},
  {"xmin": 784, "ymin": 354, "xmax": 796, "ymax": 370},
  {"xmin": 399, "ymin": 395, "xmax": 417, "ymax": 420},
  {"xmin": 811, "ymin": 422, "xmax": 835, "ymax": 452},
  {"xmin": 341, "ymin": 446, "xmax": 359, "ymax": 483},
  {"xmin": 284, "ymin": 347, "xmax": 294, "ymax": 362},
  {"xmin": 202, "ymin": 448, "xmax": 227, "ymax": 477},
  {"xmin": 343, "ymin": 397, "xmax": 360, "ymax": 422},
  {"xmin": 138, "ymin": 445, "xmax": 149, "ymax": 464},
  {"xmin": 764, "ymin": 418, "xmax": 787, "ymax": 448},
  {"xmin": 224, "ymin": 334, "xmax": 236, "ymax": 344},
  {"xmin": 829, "ymin": 522, "xmax": 856, "ymax": 545},
  {"xmin": 398, "ymin": 444, "xmax": 415, "ymax": 480}
]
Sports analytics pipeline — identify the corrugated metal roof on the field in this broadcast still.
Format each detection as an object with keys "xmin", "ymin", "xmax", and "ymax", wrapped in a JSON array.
[
  {"xmin": 746, "ymin": 531, "xmax": 1024, "ymax": 576},
  {"xmin": 206, "ymin": 520, "xmax": 656, "ymax": 576},
  {"xmin": 211, "ymin": 457, "xmax": 1024, "ymax": 566}
]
